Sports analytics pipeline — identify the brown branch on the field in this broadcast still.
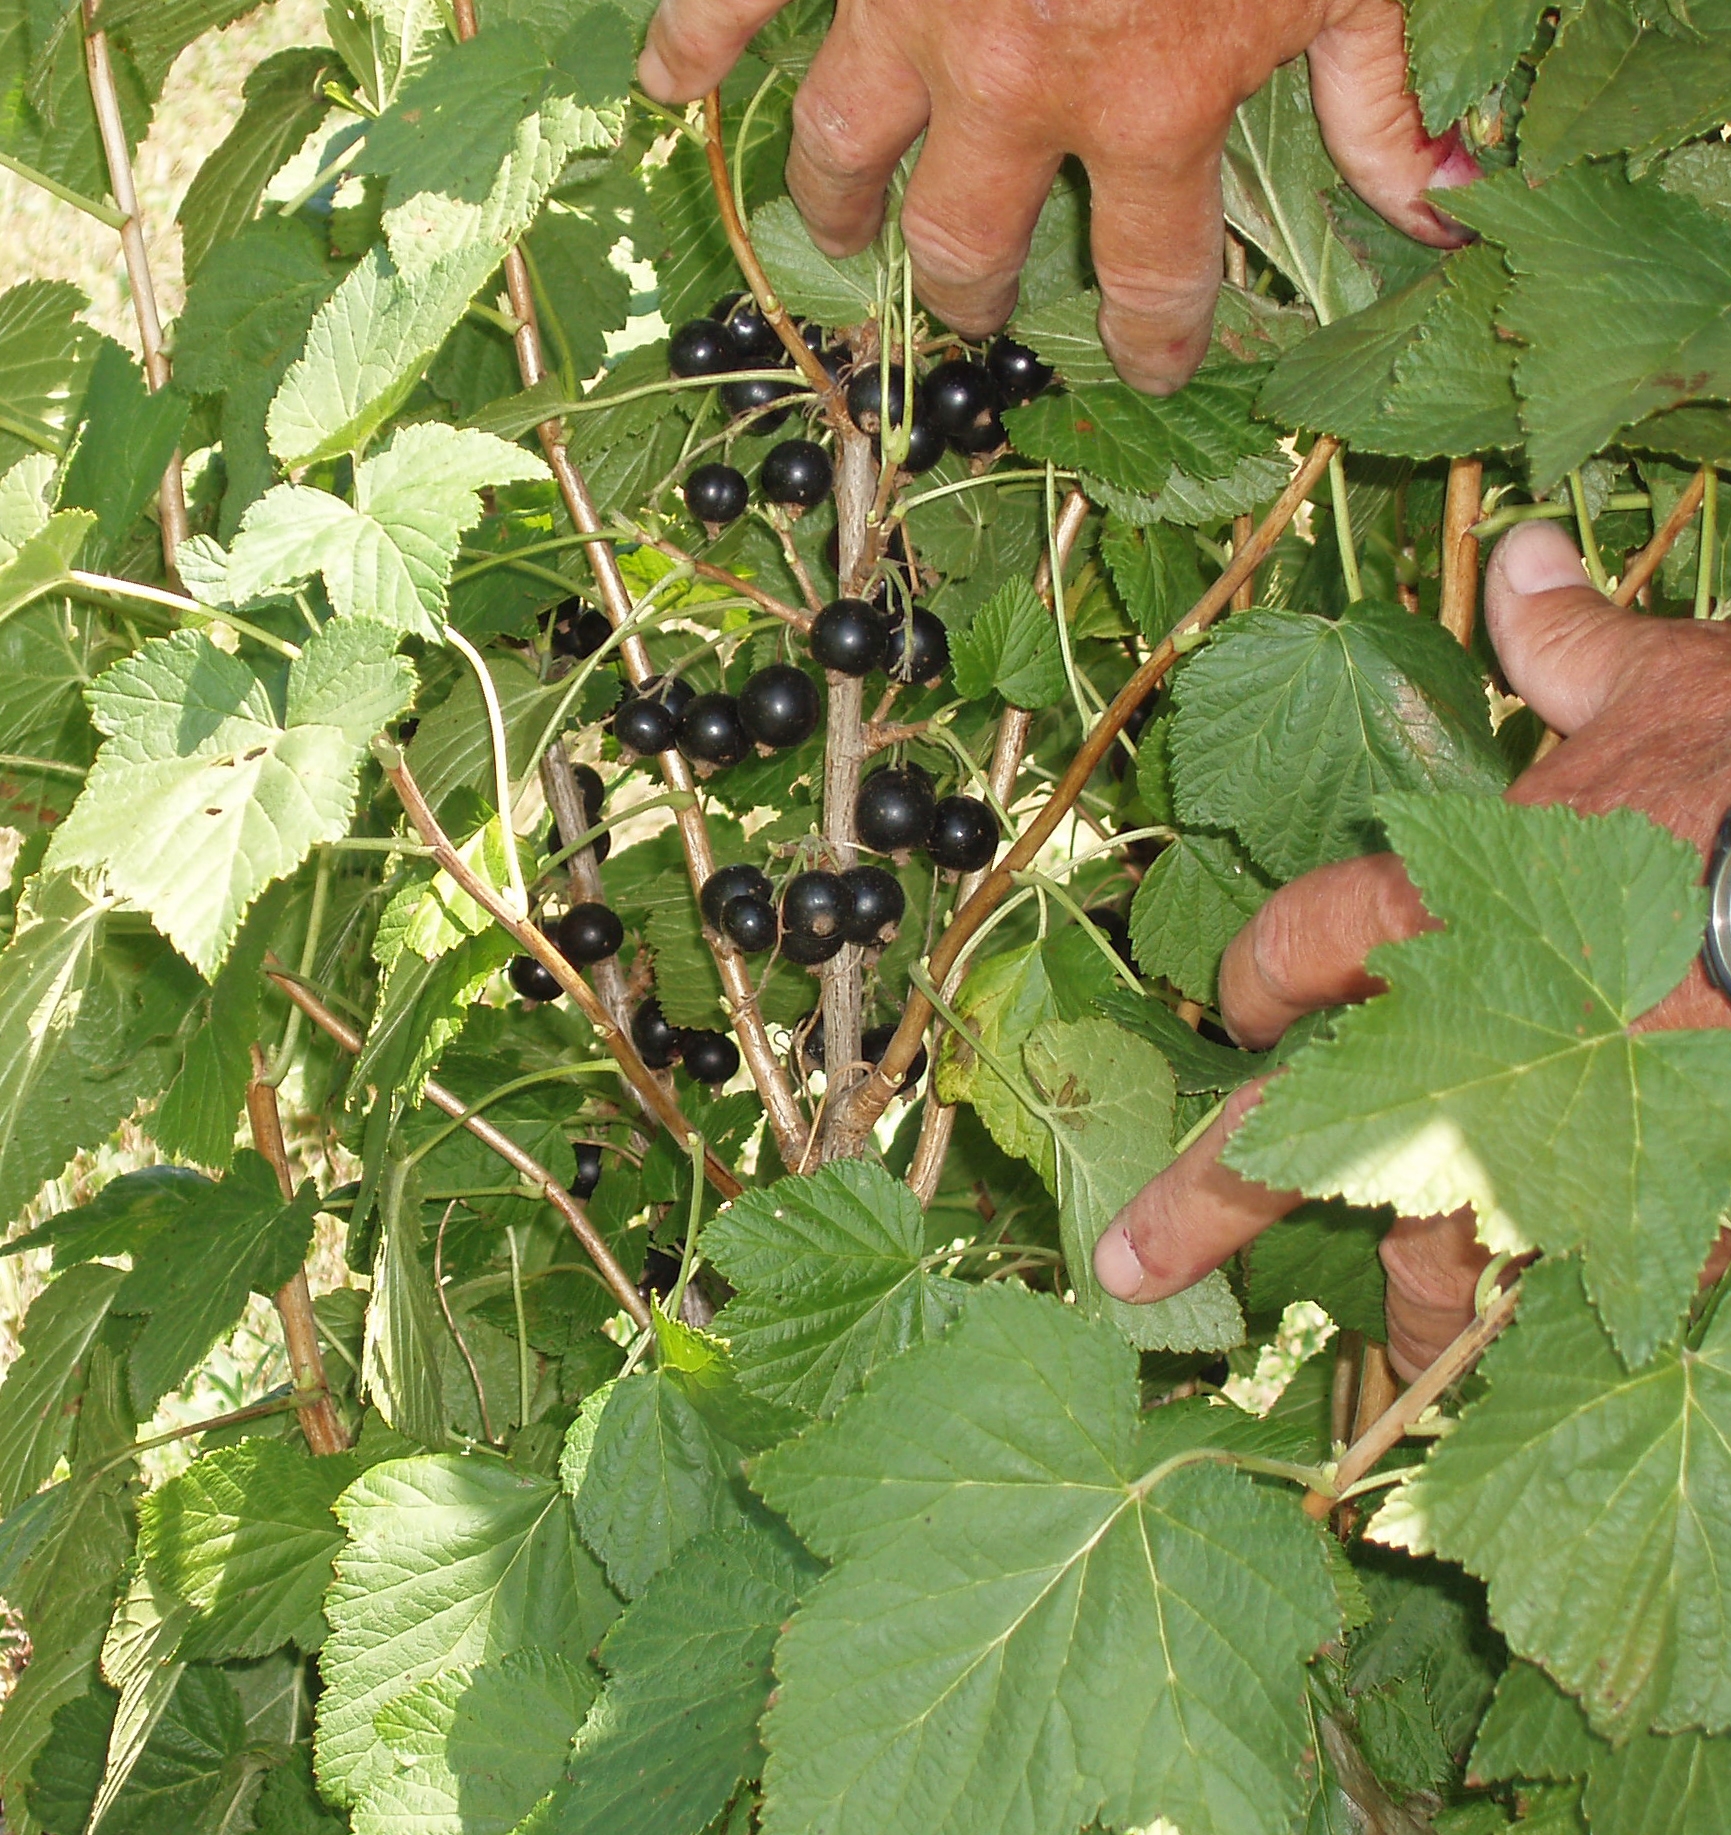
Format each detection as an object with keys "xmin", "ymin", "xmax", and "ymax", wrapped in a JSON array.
[
  {"xmin": 1303, "ymin": 1276, "xmax": 1522, "ymax": 1520},
  {"xmin": 831, "ymin": 439, "xmax": 1339, "ymax": 1152},
  {"xmin": 640, "ymin": 533, "xmax": 813, "ymax": 631},
  {"xmin": 1439, "ymin": 457, "xmax": 1483, "ymax": 647},
  {"xmin": 245, "ymin": 1048, "xmax": 350, "ymax": 1455},
  {"xmin": 541, "ymin": 746, "xmax": 639, "ymax": 1053},
  {"xmin": 264, "ymin": 961, "xmax": 654, "ymax": 1330},
  {"xmin": 81, "ymin": 0, "xmax": 188, "ymax": 578},
  {"xmin": 383, "ymin": 752, "xmax": 745, "ymax": 1201}
]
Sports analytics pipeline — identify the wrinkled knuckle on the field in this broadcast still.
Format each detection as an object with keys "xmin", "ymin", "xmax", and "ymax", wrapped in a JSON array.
[
  {"xmin": 1094, "ymin": 259, "xmax": 1214, "ymax": 330},
  {"xmin": 1244, "ymin": 887, "xmax": 1308, "ymax": 1007},
  {"xmin": 900, "ymin": 205, "xmax": 1016, "ymax": 292},
  {"xmin": 792, "ymin": 87, "xmax": 881, "ymax": 183}
]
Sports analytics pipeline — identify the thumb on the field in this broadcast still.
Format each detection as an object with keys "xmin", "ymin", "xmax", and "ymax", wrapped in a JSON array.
[
  {"xmin": 1483, "ymin": 520, "xmax": 1663, "ymax": 734},
  {"xmin": 638, "ymin": 0, "xmax": 787, "ymax": 104},
  {"xmin": 1308, "ymin": 0, "xmax": 1479, "ymax": 248}
]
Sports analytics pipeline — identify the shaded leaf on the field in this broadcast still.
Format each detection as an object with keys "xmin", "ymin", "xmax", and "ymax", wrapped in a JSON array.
[{"xmin": 1128, "ymin": 831, "xmax": 1273, "ymax": 1004}]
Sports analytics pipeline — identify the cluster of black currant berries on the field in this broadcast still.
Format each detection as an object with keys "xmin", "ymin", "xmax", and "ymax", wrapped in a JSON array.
[
  {"xmin": 856, "ymin": 763, "xmax": 998, "ymax": 873},
  {"xmin": 697, "ymin": 859, "xmax": 906, "ymax": 964},
  {"xmin": 669, "ymin": 291, "xmax": 1053, "ymax": 529},
  {"xmin": 629, "ymin": 998, "xmax": 740, "ymax": 1085}
]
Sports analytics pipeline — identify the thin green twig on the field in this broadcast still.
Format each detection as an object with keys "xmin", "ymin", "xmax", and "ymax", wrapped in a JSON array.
[
  {"xmin": 1567, "ymin": 469, "xmax": 1609, "ymax": 591},
  {"xmin": 444, "ymin": 623, "xmax": 528, "ymax": 918},
  {"xmin": 1697, "ymin": 469, "xmax": 1720, "ymax": 620},
  {"xmin": 1327, "ymin": 452, "xmax": 1363, "ymax": 602}
]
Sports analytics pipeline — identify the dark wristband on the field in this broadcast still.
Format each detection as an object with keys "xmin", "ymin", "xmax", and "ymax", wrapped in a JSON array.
[{"xmin": 1707, "ymin": 809, "xmax": 1731, "ymax": 998}]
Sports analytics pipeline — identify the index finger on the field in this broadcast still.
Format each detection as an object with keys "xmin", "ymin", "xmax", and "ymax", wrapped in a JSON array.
[{"xmin": 639, "ymin": 0, "xmax": 787, "ymax": 104}]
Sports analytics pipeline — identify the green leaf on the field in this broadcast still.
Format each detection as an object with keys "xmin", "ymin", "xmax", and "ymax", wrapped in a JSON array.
[
  {"xmin": 1243, "ymin": 1200, "xmax": 1388, "ymax": 1338},
  {"xmin": 1374, "ymin": 1258, "xmax": 1731, "ymax": 1739},
  {"xmin": 751, "ymin": 196, "xmax": 884, "ymax": 325},
  {"xmin": 1170, "ymin": 602, "xmax": 1508, "ymax": 880},
  {"xmin": 754, "ymin": 1284, "xmax": 1339, "ymax": 1835},
  {"xmin": 229, "ymin": 424, "xmax": 548, "ymax": 637},
  {"xmin": 324, "ymin": 0, "xmax": 444, "ymax": 113},
  {"xmin": 1228, "ymin": 798, "xmax": 1731, "ymax": 1365},
  {"xmin": 57, "ymin": 343, "xmax": 189, "ymax": 566},
  {"xmin": 1005, "ymin": 369, "xmax": 1272, "ymax": 494},
  {"xmin": 0, "ymin": 505, "xmax": 94, "ymax": 624},
  {"xmin": 362, "ymin": 1156, "xmax": 451, "ymax": 1449},
  {"xmin": 1448, "ymin": 163, "xmax": 1731, "ymax": 487},
  {"xmin": 705, "ymin": 1159, "xmax": 966, "ymax": 1414},
  {"xmin": 1101, "ymin": 516, "xmax": 1206, "ymax": 645},
  {"xmin": 1405, "ymin": 0, "xmax": 1546, "ymax": 131},
  {"xmin": 0, "ymin": 281, "xmax": 106, "ymax": 468},
  {"xmin": 1222, "ymin": 61, "xmax": 1375, "ymax": 323},
  {"xmin": 253, "ymin": 1745, "xmax": 349, "ymax": 1835},
  {"xmin": 139, "ymin": 1438, "xmax": 371, "ymax": 1661},
  {"xmin": 1025, "ymin": 1016, "xmax": 1243, "ymax": 1352},
  {"xmin": 949, "ymin": 576, "xmax": 1066, "ymax": 709},
  {"xmin": 1009, "ymin": 290, "xmax": 1118, "ymax": 387},
  {"xmin": 528, "ymin": 207, "xmax": 635, "ymax": 383},
  {"xmin": 540, "ymin": 1523, "xmax": 821, "ymax": 1835},
  {"xmin": 316, "ymin": 1453, "xmax": 620, "ymax": 1808},
  {"xmin": 1473, "ymin": 1661, "xmax": 1731, "ymax": 1835},
  {"xmin": 1521, "ymin": 0, "xmax": 1731, "ymax": 180},
  {"xmin": 404, "ymin": 646, "xmax": 567, "ymax": 812},
  {"xmin": 0, "ymin": 599, "xmax": 102, "ymax": 833},
  {"xmin": 0, "ymin": 1261, "xmax": 125, "ymax": 1511},
  {"xmin": 47, "ymin": 623, "xmax": 413, "ymax": 975},
  {"xmin": 1128, "ymin": 831, "xmax": 1273, "ymax": 1005},
  {"xmin": 355, "ymin": 1648, "xmax": 598, "ymax": 1835},
  {"xmin": 1096, "ymin": 987, "xmax": 1268, "ymax": 1094},
  {"xmin": 178, "ymin": 49, "xmax": 338, "ymax": 279}
]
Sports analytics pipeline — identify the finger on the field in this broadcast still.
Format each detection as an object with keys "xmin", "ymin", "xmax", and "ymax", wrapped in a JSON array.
[
  {"xmin": 1218, "ymin": 852, "xmax": 1436, "ymax": 1051},
  {"xmin": 639, "ymin": 0, "xmax": 787, "ymax": 104},
  {"xmin": 786, "ymin": 15, "xmax": 931, "ymax": 257},
  {"xmin": 1482, "ymin": 521, "xmax": 1710, "ymax": 734},
  {"xmin": 1378, "ymin": 1208, "xmax": 1488, "ymax": 1382},
  {"xmin": 1085, "ymin": 139, "xmax": 1228, "ymax": 395},
  {"xmin": 1308, "ymin": 0, "xmax": 1479, "ymax": 247},
  {"xmin": 1095, "ymin": 1078, "xmax": 1302, "ymax": 1302},
  {"xmin": 896, "ymin": 110, "xmax": 1062, "ymax": 336}
]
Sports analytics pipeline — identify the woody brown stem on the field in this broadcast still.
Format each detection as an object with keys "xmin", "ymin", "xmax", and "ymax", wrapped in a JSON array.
[{"xmin": 1440, "ymin": 458, "xmax": 1483, "ymax": 647}]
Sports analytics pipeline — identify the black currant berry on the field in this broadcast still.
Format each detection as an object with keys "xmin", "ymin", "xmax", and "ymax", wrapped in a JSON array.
[
  {"xmin": 922, "ymin": 359, "xmax": 1001, "ymax": 442},
  {"xmin": 720, "ymin": 375, "xmax": 793, "ymax": 431},
  {"xmin": 632, "ymin": 998, "xmax": 682, "ymax": 1069},
  {"xmin": 549, "ymin": 598, "xmax": 612, "ymax": 659},
  {"xmin": 548, "ymin": 765, "xmax": 611, "ymax": 863},
  {"xmin": 856, "ymin": 766, "xmax": 935, "ymax": 853},
  {"xmin": 761, "ymin": 439, "xmax": 834, "ymax": 507},
  {"xmin": 780, "ymin": 926, "xmax": 844, "ymax": 965},
  {"xmin": 614, "ymin": 695, "xmax": 678, "ymax": 755},
  {"xmin": 717, "ymin": 296, "xmax": 783, "ymax": 364},
  {"xmin": 845, "ymin": 365, "xmax": 908, "ymax": 432},
  {"xmin": 684, "ymin": 463, "xmax": 749, "ymax": 526},
  {"xmin": 700, "ymin": 863, "xmax": 772, "ymax": 928},
  {"xmin": 572, "ymin": 1140, "xmax": 603, "ymax": 1201},
  {"xmin": 509, "ymin": 954, "xmax": 563, "ymax": 1002},
  {"xmin": 883, "ymin": 606, "xmax": 949, "ymax": 684},
  {"xmin": 838, "ymin": 865, "xmax": 904, "ymax": 943},
  {"xmin": 739, "ymin": 663, "xmax": 821, "ymax": 749},
  {"xmin": 861, "ymin": 1021, "xmax": 929, "ymax": 1090},
  {"xmin": 810, "ymin": 598, "xmax": 888, "ymax": 676},
  {"xmin": 900, "ymin": 415, "xmax": 947, "ymax": 475},
  {"xmin": 948, "ymin": 405, "xmax": 1007, "ymax": 455},
  {"xmin": 677, "ymin": 692, "xmax": 751, "ymax": 768},
  {"xmin": 987, "ymin": 336, "xmax": 1053, "ymax": 406},
  {"xmin": 555, "ymin": 901, "xmax": 623, "ymax": 965},
  {"xmin": 721, "ymin": 892, "xmax": 778, "ymax": 954},
  {"xmin": 926, "ymin": 794, "xmax": 999, "ymax": 872},
  {"xmin": 682, "ymin": 1028, "xmax": 741, "ymax": 1085},
  {"xmin": 797, "ymin": 1009, "xmax": 825, "ymax": 1069},
  {"xmin": 669, "ymin": 317, "xmax": 741, "ymax": 379},
  {"xmin": 782, "ymin": 870, "xmax": 852, "ymax": 940},
  {"xmin": 1083, "ymin": 905, "xmax": 1134, "ymax": 966}
]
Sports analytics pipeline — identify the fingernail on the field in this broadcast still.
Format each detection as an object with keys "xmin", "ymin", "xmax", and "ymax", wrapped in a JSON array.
[
  {"xmin": 1494, "ymin": 520, "xmax": 1591, "ymax": 597},
  {"xmin": 1094, "ymin": 1223, "xmax": 1150, "ymax": 1301}
]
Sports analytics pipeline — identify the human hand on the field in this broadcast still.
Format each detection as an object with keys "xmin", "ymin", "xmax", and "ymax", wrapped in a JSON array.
[
  {"xmin": 1094, "ymin": 518, "xmax": 1731, "ymax": 1379},
  {"xmin": 636, "ymin": 0, "xmax": 1477, "ymax": 393}
]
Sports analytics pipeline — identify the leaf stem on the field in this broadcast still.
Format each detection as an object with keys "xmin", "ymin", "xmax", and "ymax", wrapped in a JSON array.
[
  {"xmin": 1012, "ymin": 867, "xmax": 1140, "ymax": 992},
  {"xmin": 0, "ymin": 752, "xmax": 86, "ymax": 781},
  {"xmin": 444, "ymin": 624, "xmax": 529, "ymax": 919},
  {"xmin": 0, "ymin": 146, "xmax": 128, "ymax": 226},
  {"xmin": 1468, "ymin": 492, "xmax": 1650, "ymax": 541},
  {"xmin": 505, "ymin": 1225, "xmax": 532, "ymax": 1430},
  {"xmin": 908, "ymin": 962, "xmax": 1057, "ymax": 1127},
  {"xmin": 0, "ymin": 404, "xmax": 63, "ymax": 454},
  {"xmin": 67, "ymin": 569, "xmax": 303, "ymax": 658},
  {"xmin": 1567, "ymin": 469, "xmax": 1609, "ymax": 591},
  {"xmin": 1327, "ymin": 451, "xmax": 1363, "ymax": 602},
  {"xmin": 897, "ymin": 469, "xmax": 1060, "ymax": 514},
  {"xmin": 1697, "ymin": 467, "xmax": 1720, "ymax": 620},
  {"xmin": 265, "ymin": 843, "xmax": 332, "ymax": 1085},
  {"xmin": 666, "ymin": 1131, "xmax": 707, "ymax": 1323}
]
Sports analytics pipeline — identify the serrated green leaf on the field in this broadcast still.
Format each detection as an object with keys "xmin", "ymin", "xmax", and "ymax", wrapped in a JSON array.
[
  {"xmin": 1101, "ymin": 516, "xmax": 1205, "ymax": 644},
  {"xmin": 0, "ymin": 281, "xmax": 105, "ymax": 468},
  {"xmin": 1096, "ymin": 988, "xmax": 1268, "ymax": 1094},
  {"xmin": 0, "ymin": 598, "xmax": 101, "ymax": 834},
  {"xmin": 230, "ymin": 425, "xmax": 547, "ymax": 637},
  {"xmin": 47, "ymin": 623, "xmax": 413, "ymax": 974},
  {"xmin": 363, "ymin": 1156, "xmax": 450, "ymax": 1449},
  {"xmin": 949, "ymin": 576, "xmax": 1066, "ymax": 709},
  {"xmin": 1009, "ymin": 290, "xmax": 1117, "ymax": 387},
  {"xmin": 0, "ymin": 506, "xmax": 94, "ymax": 623},
  {"xmin": 528, "ymin": 207, "xmax": 634, "ymax": 383},
  {"xmin": 751, "ymin": 196, "xmax": 884, "ymax": 326},
  {"xmin": 57, "ymin": 340, "xmax": 189, "ymax": 567},
  {"xmin": 706, "ymin": 1160, "xmax": 966, "ymax": 1414},
  {"xmin": 754, "ymin": 1283, "xmax": 1339, "ymax": 1835},
  {"xmin": 1405, "ymin": 0, "xmax": 1546, "ymax": 131},
  {"xmin": 1170, "ymin": 602, "xmax": 1507, "ymax": 880},
  {"xmin": 175, "ymin": 216, "xmax": 342, "ymax": 400},
  {"xmin": 1024, "ymin": 1016, "xmax": 1243, "ymax": 1352},
  {"xmin": 252, "ymin": 1744, "xmax": 349, "ymax": 1835},
  {"xmin": 1228, "ymin": 798, "xmax": 1731, "ymax": 1364},
  {"xmin": 1243, "ymin": 1200, "xmax": 1388, "ymax": 1338},
  {"xmin": 1128, "ymin": 831, "xmax": 1272, "ymax": 1004},
  {"xmin": 316, "ymin": 1453, "xmax": 619, "ymax": 1808},
  {"xmin": 1374, "ymin": 1259, "xmax": 1731, "ymax": 1739},
  {"xmin": 405, "ymin": 647, "xmax": 566, "ymax": 813}
]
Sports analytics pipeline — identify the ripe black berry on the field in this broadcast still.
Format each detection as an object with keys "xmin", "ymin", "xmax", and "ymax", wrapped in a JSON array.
[
  {"xmin": 669, "ymin": 317, "xmax": 741, "ymax": 379},
  {"xmin": 922, "ymin": 359, "xmax": 1001, "ymax": 444},
  {"xmin": 677, "ymin": 692, "xmax": 750, "ymax": 768},
  {"xmin": 632, "ymin": 998, "xmax": 682, "ymax": 1069},
  {"xmin": 856, "ymin": 766, "xmax": 935, "ymax": 853},
  {"xmin": 862, "ymin": 1021, "xmax": 929, "ymax": 1090},
  {"xmin": 720, "ymin": 375, "xmax": 793, "ymax": 431},
  {"xmin": 780, "ymin": 926, "xmax": 844, "ymax": 965},
  {"xmin": 761, "ymin": 439, "xmax": 833, "ymax": 507},
  {"xmin": 797, "ymin": 1009, "xmax": 825, "ymax": 1070},
  {"xmin": 682, "ymin": 1029, "xmax": 741, "ymax": 1085},
  {"xmin": 700, "ymin": 863, "xmax": 772, "ymax": 928},
  {"xmin": 900, "ymin": 415, "xmax": 947, "ymax": 474},
  {"xmin": 684, "ymin": 463, "xmax": 749, "ymax": 526},
  {"xmin": 549, "ymin": 598, "xmax": 612, "ymax": 659},
  {"xmin": 926, "ymin": 795, "xmax": 998, "ymax": 872},
  {"xmin": 548, "ymin": 765, "xmax": 610, "ymax": 862},
  {"xmin": 509, "ymin": 954, "xmax": 563, "ymax": 1002},
  {"xmin": 810, "ymin": 598, "xmax": 888, "ymax": 676},
  {"xmin": 845, "ymin": 365, "xmax": 908, "ymax": 432},
  {"xmin": 716, "ymin": 296, "xmax": 783, "ymax": 364},
  {"xmin": 838, "ymin": 865, "xmax": 904, "ymax": 943},
  {"xmin": 782, "ymin": 870, "xmax": 852, "ymax": 940},
  {"xmin": 739, "ymin": 664, "xmax": 821, "ymax": 749},
  {"xmin": 556, "ymin": 901, "xmax": 623, "ymax": 965},
  {"xmin": 614, "ymin": 695, "xmax": 678, "ymax": 755},
  {"xmin": 721, "ymin": 892, "xmax": 778, "ymax": 954},
  {"xmin": 883, "ymin": 606, "xmax": 949, "ymax": 685},
  {"xmin": 987, "ymin": 336, "xmax": 1053, "ymax": 406},
  {"xmin": 572, "ymin": 1140, "xmax": 603, "ymax": 1201}
]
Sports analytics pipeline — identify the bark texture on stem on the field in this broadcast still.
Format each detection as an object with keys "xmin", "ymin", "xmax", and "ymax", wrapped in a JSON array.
[
  {"xmin": 245, "ymin": 1049, "xmax": 350, "ymax": 1455},
  {"xmin": 265, "ymin": 962, "xmax": 654, "ymax": 1329},
  {"xmin": 1439, "ymin": 458, "xmax": 1483, "ymax": 647}
]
